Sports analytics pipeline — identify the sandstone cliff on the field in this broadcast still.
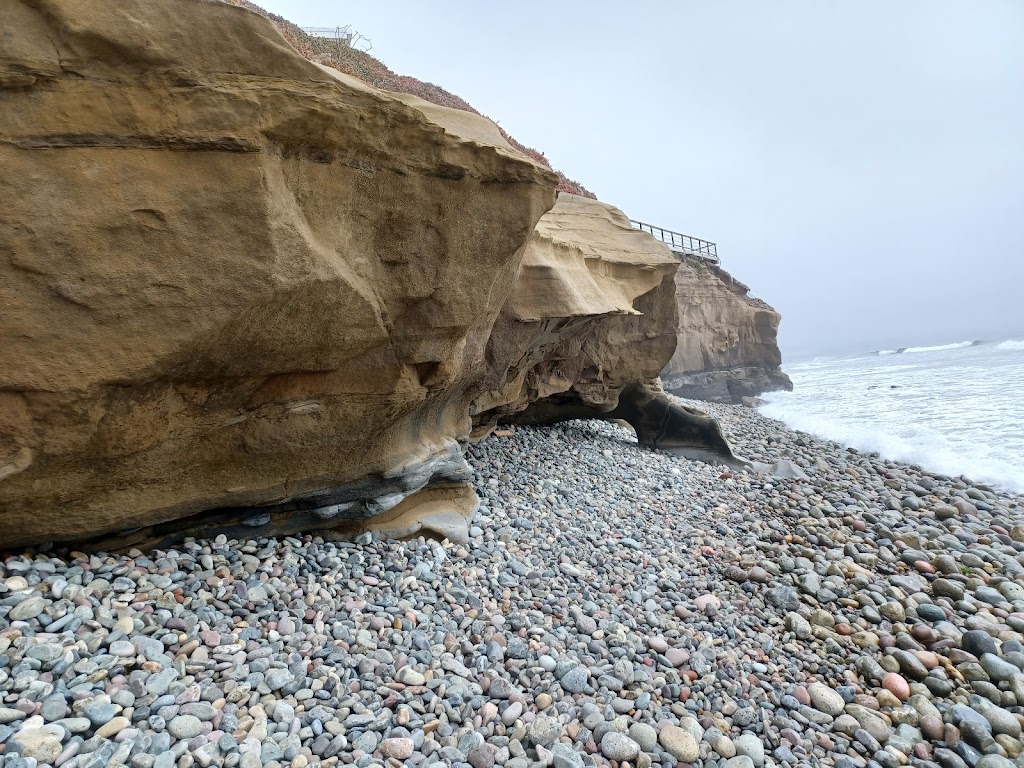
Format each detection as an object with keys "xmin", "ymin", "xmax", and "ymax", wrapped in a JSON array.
[
  {"xmin": 474, "ymin": 195, "xmax": 740, "ymax": 464},
  {"xmin": 230, "ymin": 0, "xmax": 597, "ymax": 199},
  {"xmin": 0, "ymin": 0, "xmax": 738, "ymax": 549},
  {"xmin": 0, "ymin": 0, "xmax": 556, "ymax": 548},
  {"xmin": 662, "ymin": 257, "xmax": 792, "ymax": 403},
  {"xmin": 475, "ymin": 194, "xmax": 679, "ymax": 421}
]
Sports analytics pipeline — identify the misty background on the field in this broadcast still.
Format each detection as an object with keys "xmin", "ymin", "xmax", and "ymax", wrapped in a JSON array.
[{"xmin": 257, "ymin": 1, "xmax": 1024, "ymax": 359}]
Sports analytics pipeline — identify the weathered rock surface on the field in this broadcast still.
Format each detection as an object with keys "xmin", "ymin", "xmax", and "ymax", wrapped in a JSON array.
[
  {"xmin": 473, "ymin": 194, "xmax": 741, "ymax": 466},
  {"xmin": 0, "ymin": 0, "xmax": 555, "ymax": 548},
  {"xmin": 662, "ymin": 258, "xmax": 792, "ymax": 403},
  {"xmin": 0, "ymin": 0, "xmax": 740, "ymax": 547}
]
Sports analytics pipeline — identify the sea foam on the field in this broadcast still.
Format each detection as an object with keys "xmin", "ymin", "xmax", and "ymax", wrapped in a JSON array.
[
  {"xmin": 878, "ymin": 340, "xmax": 977, "ymax": 355},
  {"xmin": 763, "ymin": 339, "xmax": 1024, "ymax": 494}
]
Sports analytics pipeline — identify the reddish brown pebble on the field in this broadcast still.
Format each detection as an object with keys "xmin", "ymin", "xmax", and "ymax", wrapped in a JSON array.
[
  {"xmin": 882, "ymin": 672, "xmax": 910, "ymax": 701},
  {"xmin": 920, "ymin": 715, "xmax": 944, "ymax": 740},
  {"xmin": 781, "ymin": 728, "xmax": 802, "ymax": 746},
  {"xmin": 915, "ymin": 651, "xmax": 940, "ymax": 670},
  {"xmin": 853, "ymin": 694, "xmax": 881, "ymax": 710},
  {"xmin": 911, "ymin": 624, "xmax": 938, "ymax": 642}
]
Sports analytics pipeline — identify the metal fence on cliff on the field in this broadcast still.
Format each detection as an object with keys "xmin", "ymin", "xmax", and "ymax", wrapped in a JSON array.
[
  {"xmin": 300, "ymin": 26, "xmax": 372, "ymax": 51},
  {"xmin": 629, "ymin": 220, "xmax": 719, "ymax": 265}
]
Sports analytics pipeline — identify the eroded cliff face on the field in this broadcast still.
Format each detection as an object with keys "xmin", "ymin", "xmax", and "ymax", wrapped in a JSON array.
[
  {"xmin": 0, "ymin": 0, "xmax": 556, "ymax": 549},
  {"xmin": 662, "ymin": 258, "xmax": 792, "ymax": 404},
  {"xmin": 0, "ymin": 1, "xmax": 740, "ymax": 549},
  {"xmin": 473, "ymin": 195, "xmax": 741, "ymax": 464}
]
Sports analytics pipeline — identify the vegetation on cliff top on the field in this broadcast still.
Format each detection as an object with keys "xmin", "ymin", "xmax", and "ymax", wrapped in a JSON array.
[{"xmin": 233, "ymin": 1, "xmax": 596, "ymax": 198}]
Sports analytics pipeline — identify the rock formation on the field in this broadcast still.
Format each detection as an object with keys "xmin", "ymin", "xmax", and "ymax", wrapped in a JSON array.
[
  {"xmin": 473, "ymin": 194, "xmax": 742, "ymax": 466},
  {"xmin": 0, "ymin": 0, "xmax": 739, "ymax": 549},
  {"xmin": 229, "ymin": 0, "xmax": 598, "ymax": 199},
  {"xmin": 0, "ymin": 0, "xmax": 556, "ymax": 548},
  {"xmin": 661, "ymin": 258, "xmax": 792, "ymax": 403}
]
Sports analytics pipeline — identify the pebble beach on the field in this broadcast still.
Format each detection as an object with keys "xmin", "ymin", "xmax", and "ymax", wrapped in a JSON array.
[{"xmin": 1, "ymin": 398, "xmax": 1023, "ymax": 768}]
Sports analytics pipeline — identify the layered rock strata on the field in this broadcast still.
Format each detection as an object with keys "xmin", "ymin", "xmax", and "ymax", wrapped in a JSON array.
[
  {"xmin": 0, "ymin": 0, "xmax": 555, "ymax": 548},
  {"xmin": 0, "ymin": 0, "xmax": 739, "ymax": 548},
  {"xmin": 662, "ymin": 258, "xmax": 792, "ymax": 403}
]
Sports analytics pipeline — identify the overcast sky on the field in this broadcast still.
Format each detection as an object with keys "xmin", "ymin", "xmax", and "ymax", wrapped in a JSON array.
[{"xmin": 258, "ymin": 1, "xmax": 1023, "ymax": 358}]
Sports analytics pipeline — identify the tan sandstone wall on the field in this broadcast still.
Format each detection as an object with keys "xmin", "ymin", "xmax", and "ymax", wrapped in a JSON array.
[
  {"xmin": 0, "ymin": 0, "xmax": 556, "ymax": 548},
  {"xmin": 662, "ymin": 258, "xmax": 792, "ymax": 403},
  {"xmin": 0, "ymin": 1, "xmax": 740, "ymax": 548},
  {"xmin": 473, "ymin": 194, "xmax": 739, "ymax": 465},
  {"xmin": 474, "ymin": 193, "xmax": 679, "ymax": 424}
]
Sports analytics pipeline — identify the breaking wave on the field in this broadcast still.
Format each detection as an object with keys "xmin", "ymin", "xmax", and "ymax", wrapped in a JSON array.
[
  {"xmin": 877, "ymin": 340, "xmax": 979, "ymax": 355},
  {"xmin": 759, "ymin": 401, "xmax": 1024, "ymax": 493},
  {"xmin": 760, "ymin": 342, "xmax": 1024, "ymax": 494}
]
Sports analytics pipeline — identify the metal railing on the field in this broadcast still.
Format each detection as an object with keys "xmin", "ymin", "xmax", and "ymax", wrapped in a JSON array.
[
  {"xmin": 301, "ymin": 26, "xmax": 351, "ymax": 39},
  {"xmin": 629, "ymin": 219, "xmax": 719, "ymax": 265},
  {"xmin": 300, "ymin": 26, "xmax": 372, "ymax": 51}
]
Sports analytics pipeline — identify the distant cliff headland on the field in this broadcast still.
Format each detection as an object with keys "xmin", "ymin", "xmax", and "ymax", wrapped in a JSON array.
[{"xmin": 662, "ymin": 257, "xmax": 793, "ymax": 404}]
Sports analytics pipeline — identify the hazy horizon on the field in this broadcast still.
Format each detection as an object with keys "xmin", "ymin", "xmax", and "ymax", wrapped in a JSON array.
[
  {"xmin": 255, "ymin": 1, "xmax": 1024, "ymax": 359},
  {"xmin": 786, "ymin": 335, "xmax": 1024, "ymax": 363}
]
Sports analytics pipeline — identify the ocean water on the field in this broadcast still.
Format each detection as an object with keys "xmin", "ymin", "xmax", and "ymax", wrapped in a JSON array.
[{"xmin": 760, "ymin": 339, "xmax": 1024, "ymax": 494}]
